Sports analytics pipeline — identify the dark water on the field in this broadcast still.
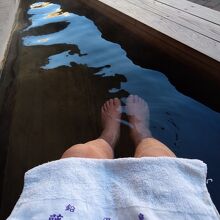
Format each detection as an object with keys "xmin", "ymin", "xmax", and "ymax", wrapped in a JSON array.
[
  {"xmin": 0, "ymin": 0, "xmax": 220, "ymax": 217},
  {"xmin": 23, "ymin": 1, "xmax": 220, "ymax": 152}
]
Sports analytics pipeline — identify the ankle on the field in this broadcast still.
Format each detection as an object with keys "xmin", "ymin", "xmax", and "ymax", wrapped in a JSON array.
[
  {"xmin": 131, "ymin": 128, "xmax": 152, "ymax": 146},
  {"xmin": 100, "ymin": 129, "xmax": 119, "ymax": 149}
]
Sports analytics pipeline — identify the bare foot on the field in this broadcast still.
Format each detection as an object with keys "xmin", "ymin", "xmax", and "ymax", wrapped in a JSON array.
[
  {"xmin": 126, "ymin": 95, "xmax": 152, "ymax": 146},
  {"xmin": 100, "ymin": 98, "xmax": 121, "ymax": 149}
]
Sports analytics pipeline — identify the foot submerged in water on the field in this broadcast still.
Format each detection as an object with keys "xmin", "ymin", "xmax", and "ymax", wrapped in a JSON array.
[
  {"xmin": 100, "ymin": 98, "xmax": 121, "ymax": 148},
  {"xmin": 126, "ymin": 95, "xmax": 152, "ymax": 146}
]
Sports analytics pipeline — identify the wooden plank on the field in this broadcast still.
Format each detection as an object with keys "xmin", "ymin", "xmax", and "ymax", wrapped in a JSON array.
[
  {"xmin": 126, "ymin": 0, "xmax": 220, "ymax": 39},
  {"xmin": 158, "ymin": 0, "xmax": 220, "ymax": 23},
  {"xmin": 215, "ymin": 3, "xmax": 220, "ymax": 11},
  {"xmin": 0, "ymin": 0, "xmax": 19, "ymax": 71},
  {"xmin": 88, "ymin": 0, "xmax": 220, "ymax": 62},
  {"xmin": 204, "ymin": 0, "xmax": 220, "ymax": 7},
  {"xmin": 190, "ymin": 0, "xmax": 211, "ymax": 4},
  {"xmin": 190, "ymin": 0, "xmax": 220, "ymax": 11}
]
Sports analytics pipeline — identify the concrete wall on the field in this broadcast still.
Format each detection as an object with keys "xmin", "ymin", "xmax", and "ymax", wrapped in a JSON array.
[{"xmin": 0, "ymin": 0, "xmax": 20, "ymax": 71}]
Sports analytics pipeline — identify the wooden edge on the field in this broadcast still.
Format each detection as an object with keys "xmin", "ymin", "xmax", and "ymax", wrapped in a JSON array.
[
  {"xmin": 80, "ymin": 0, "xmax": 220, "ymax": 80},
  {"xmin": 95, "ymin": 0, "xmax": 220, "ymax": 62},
  {"xmin": 157, "ymin": 0, "xmax": 220, "ymax": 25}
]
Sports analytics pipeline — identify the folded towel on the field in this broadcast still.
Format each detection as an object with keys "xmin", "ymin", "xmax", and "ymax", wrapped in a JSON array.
[{"xmin": 7, "ymin": 157, "xmax": 219, "ymax": 219}]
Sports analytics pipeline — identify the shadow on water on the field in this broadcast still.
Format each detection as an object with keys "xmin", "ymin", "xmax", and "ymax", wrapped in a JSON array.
[{"xmin": 0, "ymin": 0, "xmax": 220, "ymax": 217}]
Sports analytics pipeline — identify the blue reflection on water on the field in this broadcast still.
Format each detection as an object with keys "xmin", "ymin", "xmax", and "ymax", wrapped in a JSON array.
[{"xmin": 23, "ymin": 2, "xmax": 220, "ymax": 158}]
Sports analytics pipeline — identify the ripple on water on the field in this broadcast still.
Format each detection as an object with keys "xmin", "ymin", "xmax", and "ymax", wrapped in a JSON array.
[
  {"xmin": 20, "ymin": 0, "xmax": 220, "ymax": 207},
  {"xmin": 22, "ymin": 1, "xmax": 220, "ymax": 151}
]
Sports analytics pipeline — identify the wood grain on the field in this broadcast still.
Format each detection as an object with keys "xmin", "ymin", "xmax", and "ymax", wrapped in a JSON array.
[
  {"xmin": 158, "ymin": 0, "xmax": 220, "ymax": 23},
  {"xmin": 189, "ymin": 0, "xmax": 220, "ymax": 11},
  {"xmin": 86, "ymin": 0, "xmax": 220, "ymax": 62}
]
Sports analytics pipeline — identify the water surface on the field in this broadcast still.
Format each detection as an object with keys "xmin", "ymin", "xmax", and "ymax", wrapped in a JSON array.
[{"xmin": 1, "ymin": 0, "xmax": 220, "ymax": 217}]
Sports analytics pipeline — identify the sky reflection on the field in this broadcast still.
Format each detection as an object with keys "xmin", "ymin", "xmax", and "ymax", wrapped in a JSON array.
[{"xmin": 23, "ymin": 1, "xmax": 220, "ymax": 157}]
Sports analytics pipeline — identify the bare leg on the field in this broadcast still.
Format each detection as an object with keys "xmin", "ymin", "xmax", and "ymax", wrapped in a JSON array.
[
  {"xmin": 126, "ymin": 95, "xmax": 176, "ymax": 158},
  {"xmin": 61, "ymin": 98, "xmax": 121, "ymax": 159}
]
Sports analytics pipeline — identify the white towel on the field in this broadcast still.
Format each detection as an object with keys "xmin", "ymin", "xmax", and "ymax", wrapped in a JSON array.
[{"xmin": 7, "ymin": 157, "xmax": 219, "ymax": 219}]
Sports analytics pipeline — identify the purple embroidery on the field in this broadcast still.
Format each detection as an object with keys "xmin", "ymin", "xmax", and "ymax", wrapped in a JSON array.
[
  {"xmin": 49, "ymin": 214, "xmax": 63, "ymax": 220},
  {"xmin": 138, "ymin": 213, "xmax": 144, "ymax": 220},
  {"xmin": 65, "ymin": 204, "xmax": 75, "ymax": 212}
]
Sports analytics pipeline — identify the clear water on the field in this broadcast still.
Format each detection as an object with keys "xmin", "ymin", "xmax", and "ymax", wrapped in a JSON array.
[
  {"xmin": 23, "ymin": 2, "xmax": 220, "ymax": 153},
  {"xmin": 1, "ymin": 0, "xmax": 220, "ymax": 216}
]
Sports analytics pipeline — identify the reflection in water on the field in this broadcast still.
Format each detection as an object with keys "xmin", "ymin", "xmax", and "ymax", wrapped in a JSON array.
[
  {"xmin": 2, "ymin": 0, "xmax": 217, "ymax": 213},
  {"xmin": 30, "ymin": 2, "xmax": 50, "ymax": 8},
  {"xmin": 23, "ymin": 1, "xmax": 220, "ymax": 152}
]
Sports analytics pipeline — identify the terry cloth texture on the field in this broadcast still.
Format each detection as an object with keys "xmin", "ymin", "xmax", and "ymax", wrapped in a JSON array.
[{"xmin": 7, "ymin": 157, "xmax": 220, "ymax": 220}]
